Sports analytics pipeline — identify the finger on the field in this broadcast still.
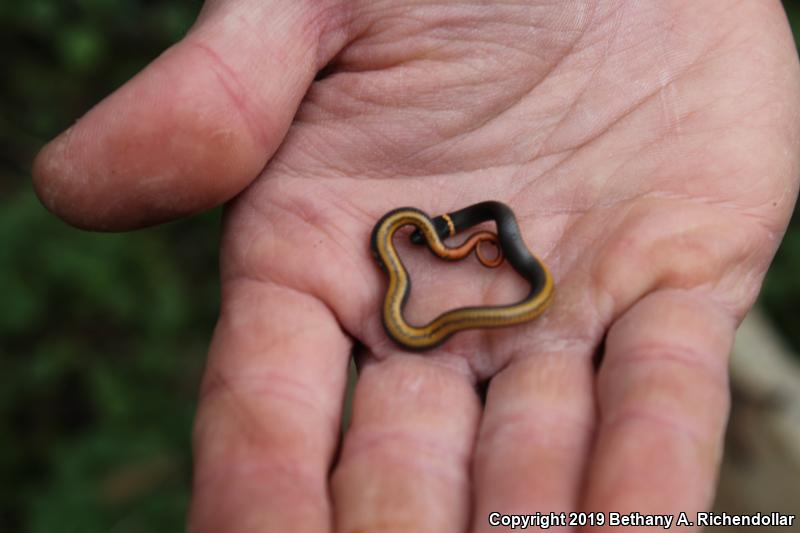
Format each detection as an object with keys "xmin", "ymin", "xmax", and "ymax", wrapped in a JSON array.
[
  {"xmin": 189, "ymin": 279, "xmax": 351, "ymax": 533},
  {"xmin": 581, "ymin": 290, "xmax": 734, "ymax": 525},
  {"xmin": 471, "ymin": 350, "xmax": 596, "ymax": 532},
  {"xmin": 332, "ymin": 355, "xmax": 481, "ymax": 533},
  {"xmin": 32, "ymin": 0, "xmax": 351, "ymax": 230}
]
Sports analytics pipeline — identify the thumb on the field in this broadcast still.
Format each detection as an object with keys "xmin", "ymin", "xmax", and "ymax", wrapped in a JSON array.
[{"xmin": 32, "ymin": 0, "xmax": 350, "ymax": 230}]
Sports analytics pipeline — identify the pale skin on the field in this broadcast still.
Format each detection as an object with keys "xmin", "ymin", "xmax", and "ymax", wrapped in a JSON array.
[{"xmin": 33, "ymin": 0, "xmax": 800, "ymax": 531}]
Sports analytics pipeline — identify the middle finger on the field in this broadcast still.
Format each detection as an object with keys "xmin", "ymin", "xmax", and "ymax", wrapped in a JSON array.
[
  {"xmin": 331, "ymin": 353, "xmax": 481, "ymax": 532},
  {"xmin": 471, "ymin": 347, "xmax": 596, "ymax": 532}
]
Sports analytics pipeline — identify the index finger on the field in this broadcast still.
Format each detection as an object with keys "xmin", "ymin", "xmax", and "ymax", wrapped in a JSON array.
[{"xmin": 190, "ymin": 278, "xmax": 351, "ymax": 533}]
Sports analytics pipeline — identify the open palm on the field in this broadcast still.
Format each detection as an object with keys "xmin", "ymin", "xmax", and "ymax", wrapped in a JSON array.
[{"xmin": 34, "ymin": 1, "xmax": 800, "ymax": 531}]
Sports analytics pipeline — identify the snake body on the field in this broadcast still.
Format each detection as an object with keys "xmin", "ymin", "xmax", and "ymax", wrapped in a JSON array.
[{"xmin": 370, "ymin": 201, "xmax": 553, "ymax": 350}]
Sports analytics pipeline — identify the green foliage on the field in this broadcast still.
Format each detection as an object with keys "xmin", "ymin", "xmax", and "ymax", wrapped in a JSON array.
[
  {"xmin": 761, "ymin": 2, "xmax": 800, "ymax": 353},
  {"xmin": 762, "ymin": 215, "xmax": 800, "ymax": 352},
  {"xmin": 1, "ymin": 1, "xmax": 799, "ymax": 532},
  {"xmin": 0, "ymin": 186, "xmax": 220, "ymax": 532},
  {"xmin": 0, "ymin": 0, "xmax": 200, "ymax": 174},
  {"xmin": 1, "ymin": 1, "xmax": 209, "ymax": 531}
]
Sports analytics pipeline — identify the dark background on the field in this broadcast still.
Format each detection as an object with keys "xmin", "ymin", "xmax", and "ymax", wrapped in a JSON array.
[{"xmin": 1, "ymin": 2, "xmax": 799, "ymax": 531}]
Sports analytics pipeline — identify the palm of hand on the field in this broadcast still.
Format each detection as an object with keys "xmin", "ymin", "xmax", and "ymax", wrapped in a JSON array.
[{"xmin": 34, "ymin": 1, "xmax": 799, "ymax": 532}]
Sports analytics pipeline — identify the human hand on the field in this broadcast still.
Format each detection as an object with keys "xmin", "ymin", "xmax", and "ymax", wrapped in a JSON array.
[{"xmin": 33, "ymin": 1, "xmax": 800, "ymax": 531}]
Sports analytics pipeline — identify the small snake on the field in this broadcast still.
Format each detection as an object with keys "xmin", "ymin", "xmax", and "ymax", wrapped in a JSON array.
[{"xmin": 370, "ymin": 201, "xmax": 553, "ymax": 350}]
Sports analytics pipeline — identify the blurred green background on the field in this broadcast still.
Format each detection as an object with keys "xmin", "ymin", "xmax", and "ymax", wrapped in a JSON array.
[{"xmin": 1, "ymin": 2, "xmax": 799, "ymax": 531}]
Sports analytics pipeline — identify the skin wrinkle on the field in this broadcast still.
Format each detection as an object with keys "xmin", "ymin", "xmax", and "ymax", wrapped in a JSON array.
[
  {"xmin": 227, "ymin": 195, "xmax": 283, "ymax": 281},
  {"xmin": 512, "ymin": 131, "xmax": 650, "ymax": 231},
  {"xmin": 299, "ymin": 74, "xmax": 472, "ymax": 141},
  {"xmin": 223, "ymin": 197, "xmax": 276, "ymax": 282},
  {"xmin": 330, "ymin": 65, "xmax": 467, "ymax": 115},
  {"xmin": 525, "ymin": 79, "xmax": 686, "ymax": 197},
  {"xmin": 338, "ymin": 358, "xmax": 481, "ymax": 502},
  {"xmin": 505, "ymin": 324, "xmax": 603, "ymax": 363},
  {"xmin": 350, "ymin": 3, "xmax": 558, "ymax": 66},
  {"xmin": 270, "ymin": 129, "xmax": 381, "ymax": 179},
  {"xmin": 525, "ymin": 4, "xmax": 618, "ymax": 160},
  {"xmin": 214, "ymin": 291, "xmax": 353, "ymax": 438},
  {"xmin": 236, "ymin": 191, "xmax": 370, "ymax": 298},
  {"xmin": 536, "ymin": 93, "xmax": 761, "ymax": 279},
  {"xmin": 193, "ymin": 376, "xmax": 335, "ymax": 476},
  {"xmin": 204, "ymin": 292, "xmax": 347, "ymax": 407},
  {"xmin": 539, "ymin": 21, "xmax": 729, "ymax": 162},
  {"xmin": 219, "ymin": 276, "xmax": 353, "ymax": 348},
  {"xmin": 595, "ymin": 207, "xmax": 715, "ymax": 286},
  {"xmin": 187, "ymin": 41, "xmax": 273, "ymax": 149},
  {"xmin": 303, "ymin": 0, "xmax": 359, "ymax": 68},
  {"xmin": 587, "ymin": 135, "xmax": 672, "ymax": 200},
  {"xmin": 311, "ymin": 118, "xmax": 410, "ymax": 169},
  {"xmin": 580, "ymin": 207, "xmax": 654, "ymax": 325},
  {"xmin": 359, "ymin": 348, "xmax": 479, "ymax": 390},
  {"xmin": 339, "ymin": 427, "xmax": 473, "ymax": 486},
  {"xmin": 286, "ymin": 198, "xmax": 377, "ymax": 294},
  {"xmin": 598, "ymin": 343, "xmax": 730, "ymax": 393},
  {"xmin": 651, "ymin": 188, "xmax": 787, "ymax": 235},
  {"xmin": 312, "ymin": 178, "xmax": 384, "ymax": 225},
  {"xmin": 352, "ymin": 0, "xmax": 590, "ymax": 50},
  {"xmin": 529, "ymin": 193, "xmax": 623, "ymax": 284},
  {"xmin": 478, "ymin": 402, "xmax": 594, "ymax": 454},
  {"xmin": 200, "ymin": 0, "xmax": 349, "ymax": 71},
  {"xmin": 409, "ymin": 43, "xmax": 576, "ymax": 160},
  {"xmin": 600, "ymin": 405, "xmax": 723, "ymax": 454},
  {"xmin": 501, "ymin": 151, "xmax": 577, "ymax": 201},
  {"xmin": 309, "ymin": 6, "xmax": 594, "ymax": 150},
  {"xmin": 193, "ymin": 451, "xmax": 328, "ymax": 502},
  {"xmin": 200, "ymin": 368, "xmax": 336, "ymax": 424},
  {"xmin": 596, "ymin": 289, "xmax": 736, "ymax": 393},
  {"xmin": 648, "ymin": 35, "xmax": 684, "ymax": 140},
  {"xmin": 376, "ymin": 348, "xmax": 478, "ymax": 381}
]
